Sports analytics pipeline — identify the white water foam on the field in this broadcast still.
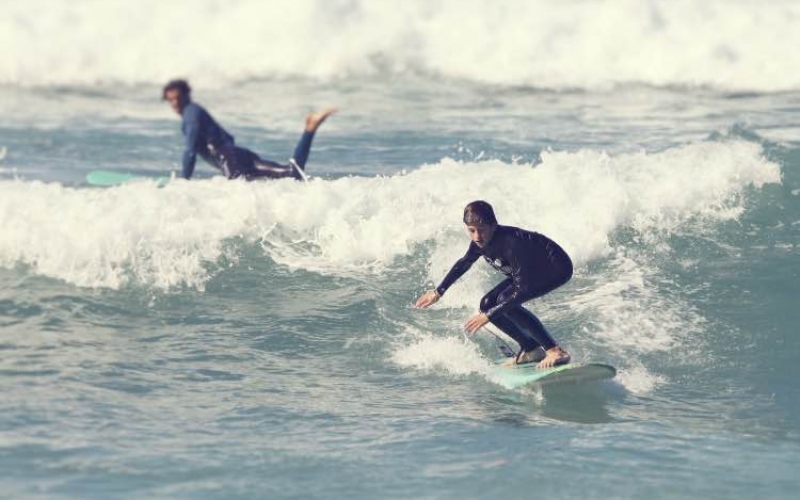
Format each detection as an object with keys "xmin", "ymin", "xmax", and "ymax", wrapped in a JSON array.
[
  {"xmin": 3, "ymin": 0, "xmax": 800, "ymax": 91},
  {"xmin": 615, "ymin": 364, "xmax": 666, "ymax": 394},
  {"xmin": 390, "ymin": 330, "xmax": 543, "ymax": 394},
  {"xmin": 0, "ymin": 140, "xmax": 779, "ymax": 290},
  {"xmin": 390, "ymin": 331, "xmax": 492, "ymax": 378}
]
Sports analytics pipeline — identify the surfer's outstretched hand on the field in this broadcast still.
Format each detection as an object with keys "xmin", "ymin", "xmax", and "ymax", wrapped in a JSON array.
[
  {"xmin": 464, "ymin": 313, "xmax": 489, "ymax": 334},
  {"xmin": 414, "ymin": 290, "xmax": 440, "ymax": 309}
]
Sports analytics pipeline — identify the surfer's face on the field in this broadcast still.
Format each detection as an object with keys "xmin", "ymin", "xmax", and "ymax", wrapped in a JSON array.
[
  {"xmin": 165, "ymin": 89, "xmax": 188, "ymax": 115},
  {"xmin": 466, "ymin": 223, "xmax": 496, "ymax": 248}
]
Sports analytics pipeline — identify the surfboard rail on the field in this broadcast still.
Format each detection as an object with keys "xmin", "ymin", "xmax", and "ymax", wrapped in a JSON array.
[
  {"xmin": 494, "ymin": 362, "xmax": 616, "ymax": 388},
  {"xmin": 86, "ymin": 170, "xmax": 169, "ymax": 187}
]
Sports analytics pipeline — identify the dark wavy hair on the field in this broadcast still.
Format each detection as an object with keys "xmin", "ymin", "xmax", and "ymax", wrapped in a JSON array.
[
  {"xmin": 162, "ymin": 79, "xmax": 191, "ymax": 100},
  {"xmin": 463, "ymin": 200, "xmax": 497, "ymax": 225}
]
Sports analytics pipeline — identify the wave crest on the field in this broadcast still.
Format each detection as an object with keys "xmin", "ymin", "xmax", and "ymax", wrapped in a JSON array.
[
  {"xmin": 3, "ymin": 0, "xmax": 800, "ymax": 91},
  {"xmin": 0, "ymin": 140, "xmax": 780, "ymax": 290}
]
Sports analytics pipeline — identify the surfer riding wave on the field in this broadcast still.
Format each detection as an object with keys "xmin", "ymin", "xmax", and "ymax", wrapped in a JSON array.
[
  {"xmin": 415, "ymin": 200, "xmax": 573, "ymax": 369},
  {"xmin": 162, "ymin": 79, "xmax": 336, "ymax": 181}
]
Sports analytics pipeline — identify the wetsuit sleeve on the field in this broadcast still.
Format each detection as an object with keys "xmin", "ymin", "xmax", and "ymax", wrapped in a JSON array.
[
  {"xmin": 435, "ymin": 243, "xmax": 481, "ymax": 296},
  {"xmin": 181, "ymin": 106, "xmax": 200, "ymax": 179}
]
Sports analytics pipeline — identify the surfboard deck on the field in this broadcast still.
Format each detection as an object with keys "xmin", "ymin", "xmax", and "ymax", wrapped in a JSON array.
[
  {"xmin": 494, "ymin": 361, "xmax": 616, "ymax": 388},
  {"xmin": 86, "ymin": 170, "xmax": 169, "ymax": 187}
]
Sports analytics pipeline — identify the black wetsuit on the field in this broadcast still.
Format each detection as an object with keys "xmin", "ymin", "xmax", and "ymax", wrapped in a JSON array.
[
  {"xmin": 436, "ymin": 225, "xmax": 573, "ymax": 353},
  {"xmin": 180, "ymin": 102, "xmax": 314, "ymax": 181}
]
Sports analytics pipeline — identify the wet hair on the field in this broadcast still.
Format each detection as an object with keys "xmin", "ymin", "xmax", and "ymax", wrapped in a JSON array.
[
  {"xmin": 162, "ymin": 79, "xmax": 191, "ymax": 100},
  {"xmin": 463, "ymin": 200, "xmax": 498, "ymax": 226}
]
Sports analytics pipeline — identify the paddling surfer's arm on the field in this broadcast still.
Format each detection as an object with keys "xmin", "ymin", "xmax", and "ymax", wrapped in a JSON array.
[
  {"xmin": 414, "ymin": 243, "xmax": 481, "ymax": 308},
  {"xmin": 181, "ymin": 104, "xmax": 201, "ymax": 179}
]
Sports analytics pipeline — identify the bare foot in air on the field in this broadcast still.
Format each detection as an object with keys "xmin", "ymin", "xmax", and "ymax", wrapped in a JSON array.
[
  {"xmin": 305, "ymin": 108, "xmax": 337, "ymax": 132},
  {"xmin": 536, "ymin": 346, "xmax": 570, "ymax": 369}
]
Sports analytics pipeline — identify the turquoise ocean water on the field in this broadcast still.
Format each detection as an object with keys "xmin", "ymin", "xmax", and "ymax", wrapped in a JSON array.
[{"xmin": 1, "ymin": 1, "xmax": 799, "ymax": 499}]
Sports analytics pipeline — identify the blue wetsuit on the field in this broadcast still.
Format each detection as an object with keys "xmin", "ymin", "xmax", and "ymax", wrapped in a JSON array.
[
  {"xmin": 436, "ymin": 225, "xmax": 573, "ymax": 353},
  {"xmin": 180, "ymin": 102, "xmax": 315, "ymax": 180}
]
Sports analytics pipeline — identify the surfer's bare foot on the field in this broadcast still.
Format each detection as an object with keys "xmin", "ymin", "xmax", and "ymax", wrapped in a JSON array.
[
  {"xmin": 501, "ymin": 348, "xmax": 545, "ymax": 367},
  {"xmin": 537, "ymin": 346, "xmax": 570, "ymax": 369},
  {"xmin": 305, "ymin": 108, "xmax": 337, "ymax": 132}
]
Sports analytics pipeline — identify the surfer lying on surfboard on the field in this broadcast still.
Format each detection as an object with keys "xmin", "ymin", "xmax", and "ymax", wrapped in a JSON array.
[
  {"xmin": 414, "ymin": 200, "xmax": 572, "ymax": 369},
  {"xmin": 162, "ymin": 79, "xmax": 336, "ymax": 181}
]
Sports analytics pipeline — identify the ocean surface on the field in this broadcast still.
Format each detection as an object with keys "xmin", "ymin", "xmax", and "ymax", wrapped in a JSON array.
[{"xmin": 1, "ymin": 1, "xmax": 799, "ymax": 499}]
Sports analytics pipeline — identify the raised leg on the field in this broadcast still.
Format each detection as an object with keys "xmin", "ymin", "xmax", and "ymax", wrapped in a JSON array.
[{"xmin": 291, "ymin": 108, "xmax": 337, "ymax": 171}]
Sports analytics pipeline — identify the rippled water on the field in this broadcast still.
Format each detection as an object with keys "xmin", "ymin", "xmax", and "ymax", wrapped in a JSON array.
[{"xmin": 2, "ymin": 1, "xmax": 800, "ymax": 499}]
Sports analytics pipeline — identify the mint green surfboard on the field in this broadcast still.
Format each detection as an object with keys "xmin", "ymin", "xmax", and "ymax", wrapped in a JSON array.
[
  {"xmin": 86, "ymin": 170, "xmax": 169, "ymax": 187},
  {"xmin": 494, "ymin": 362, "xmax": 616, "ymax": 388}
]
